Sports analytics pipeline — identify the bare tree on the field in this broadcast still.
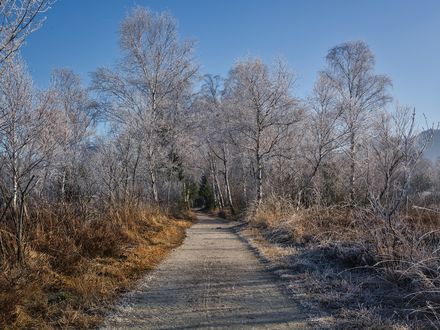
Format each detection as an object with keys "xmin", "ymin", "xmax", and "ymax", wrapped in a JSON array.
[
  {"xmin": 0, "ymin": 58, "xmax": 54, "ymax": 262},
  {"xmin": 50, "ymin": 68, "xmax": 97, "ymax": 203},
  {"xmin": 296, "ymin": 73, "xmax": 347, "ymax": 205},
  {"xmin": 0, "ymin": 0, "xmax": 53, "ymax": 65},
  {"xmin": 197, "ymin": 74, "xmax": 235, "ymax": 212},
  {"xmin": 92, "ymin": 7, "xmax": 197, "ymax": 204},
  {"xmin": 224, "ymin": 58, "xmax": 297, "ymax": 205},
  {"xmin": 368, "ymin": 106, "xmax": 431, "ymax": 233},
  {"xmin": 323, "ymin": 41, "xmax": 392, "ymax": 202}
]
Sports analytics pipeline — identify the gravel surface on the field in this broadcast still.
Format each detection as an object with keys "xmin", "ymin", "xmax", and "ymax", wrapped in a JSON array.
[{"xmin": 103, "ymin": 213, "xmax": 309, "ymax": 329}]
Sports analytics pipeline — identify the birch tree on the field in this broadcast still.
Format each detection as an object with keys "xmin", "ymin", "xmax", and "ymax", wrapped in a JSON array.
[
  {"xmin": 224, "ymin": 58, "xmax": 297, "ymax": 205},
  {"xmin": 198, "ymin": 74, "xmax": 235, "ymax": 212},
  {"xmin": 323, "ymin": 41, "xmax": 391, "ymax": 202},
  {"xmin": 0, "ymin": 0, "xmax": 53, "ymax": 65},
  {"xmin": 92, "ymin": 7, "xmax": 197, "ymax": 203},
  {"xmin": 298, "ymin": 73, "xmax": 347, "ymax": 205},
  {"xmin": 365, "ymin": 106, "xmax": 435, "ymax": 259},
  {"xmin": 50, "ymin": 68, "xmax": 97, "ymax": 203},
  {"xmin": 0, "ymin": 59, "xmax": 54, "ymax": 262}
]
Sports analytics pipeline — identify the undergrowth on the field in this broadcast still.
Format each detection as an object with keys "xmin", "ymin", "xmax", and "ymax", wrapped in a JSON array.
[
  {"xmin": 0, "ymin": 203, "xmax": 196, "ymax": 329},
  {"xmin": 244, "ymin": 196, "xmax": 440, "ymax": 329}
]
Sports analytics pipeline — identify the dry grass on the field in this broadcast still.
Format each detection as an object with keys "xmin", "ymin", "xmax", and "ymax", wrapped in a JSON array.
[
  {"xmin": 0, "ymin": 203, "xmax": 195, "ymax": 329},
  {"xmin": 243, "ymin": 196, "xmax": 440, "ymax": 329}
]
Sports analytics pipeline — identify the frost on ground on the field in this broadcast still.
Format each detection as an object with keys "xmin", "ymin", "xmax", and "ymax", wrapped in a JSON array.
[{"xmin": 237, "ymin": 225, "xmax": 416, "ymax": 330}]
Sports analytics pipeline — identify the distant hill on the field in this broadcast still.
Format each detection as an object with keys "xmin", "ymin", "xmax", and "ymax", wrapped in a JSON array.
[{"xmin": 421, "ymin": 129, "xmax": 440, "ymax": 163}]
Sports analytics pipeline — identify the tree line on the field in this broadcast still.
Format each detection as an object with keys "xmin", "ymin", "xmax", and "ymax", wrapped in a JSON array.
[{"xmin": 0, "ymin": 5, "xmax": 436, "ymax": 265}]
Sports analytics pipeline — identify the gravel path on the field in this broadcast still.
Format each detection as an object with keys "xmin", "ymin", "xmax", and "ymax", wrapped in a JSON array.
[{"xmin": 103, "ymin": 213, "xmax": 309, "ymax": 329}]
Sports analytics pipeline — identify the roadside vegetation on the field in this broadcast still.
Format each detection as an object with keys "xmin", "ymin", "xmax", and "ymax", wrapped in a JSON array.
[
  {"xmin": 0, "ymin": 204, "xmax": 195, "ymax": 328},
  {"xmin": 241, "ymin": 198, "xmax": 440, "ymax": 328}
]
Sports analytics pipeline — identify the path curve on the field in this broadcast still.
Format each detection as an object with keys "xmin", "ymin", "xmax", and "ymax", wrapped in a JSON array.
[{"xmin": 103, "ymin": 213, "xmax": 308, "ymax": 329}]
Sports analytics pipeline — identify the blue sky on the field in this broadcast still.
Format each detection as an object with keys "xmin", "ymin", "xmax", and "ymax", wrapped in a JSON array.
[{"xmin": 21, "ymin": 0, "xmax": 440, "ymax": 124}]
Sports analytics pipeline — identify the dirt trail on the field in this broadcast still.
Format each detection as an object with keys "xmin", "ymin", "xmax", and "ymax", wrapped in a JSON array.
[{"xmin": 103, "ymin": 213, "xmax": 309, "ymax": 329}]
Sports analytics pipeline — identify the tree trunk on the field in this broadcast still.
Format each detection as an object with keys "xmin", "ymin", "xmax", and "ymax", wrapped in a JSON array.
[
  {"xmin": 223, "ymin": 158, "xmax": 235, "ymax": 213},
  {"xmin": 12, "ymin": 168, "xmax": 18, "ymax": 213},
  {"xmin": 210, "ymin": 160, "xmax": 219, "ymax": 208},
  {"xmin": 256, "ymin": 104, "xmax": 263, "ymax": 205},
  {"xmin": 211, "ymin": 159, "xmax": 224, "ymax": 208},
  {"xmin": 256, "ymin": 155, "xmax": 263, "ymax": 205},
  {"xmin": 214, "ymin": 172, "xmax": 224, "ymax": 208},
  {"xmin": 131, "ymin": 144, "xmax": 141, "ymax": 201},
  {"xmin": 349, "ymin": 131, "xmax": 356, "ymax": 203},
  {"xmin": 149, "ymin": 167, "xmax": 159, "ymax": 203},
  {"xmin": 60, "ymin": 168, "xmax": 66, "ymax": 203},
  {"xmin": 182, "ymin": 181, "xmax": 189, "ymax": 208},
  {"xmin": 242, "ymin": 162, "xmax": 248, "ymax": 205},
  {"xmin": 16, "ymin": 197, "xmax": 25, "ymax": 264}
]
